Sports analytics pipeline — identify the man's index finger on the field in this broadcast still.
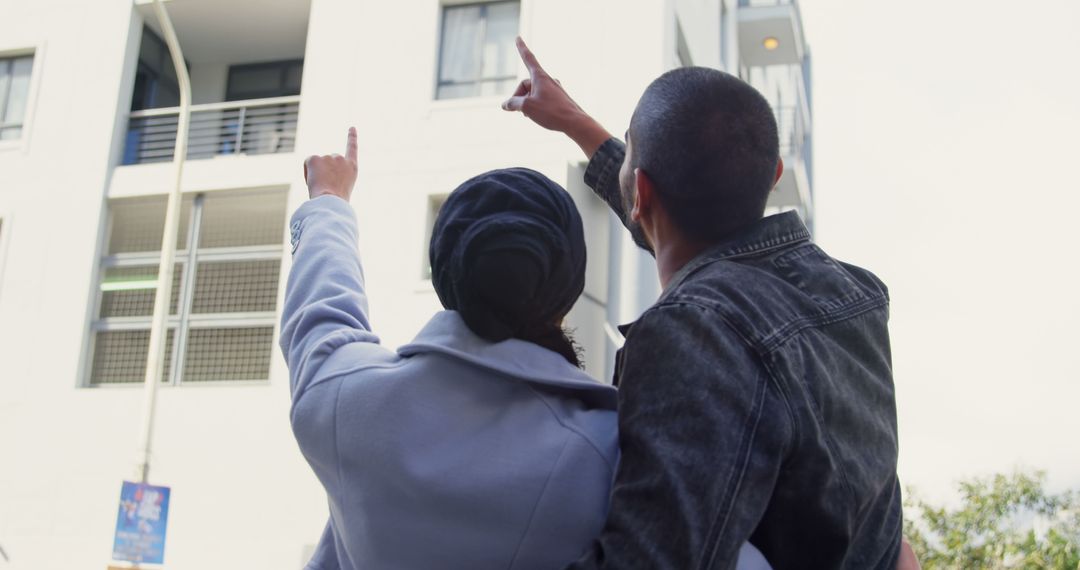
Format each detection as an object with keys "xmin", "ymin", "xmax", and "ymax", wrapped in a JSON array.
[{"xmin": 516, "ymin": 36, "xmax": 544, "ymax": 78}]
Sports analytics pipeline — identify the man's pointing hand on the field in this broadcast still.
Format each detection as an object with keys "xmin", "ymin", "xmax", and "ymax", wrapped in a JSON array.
[{"xmin": 501, "ymin": 37, "xmax": 612, "ymax": 158}]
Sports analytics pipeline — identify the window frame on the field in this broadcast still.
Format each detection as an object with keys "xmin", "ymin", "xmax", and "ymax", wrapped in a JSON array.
[
  {"xmin": 83, "ymin": 191, "xmax": 286, "ymax": 388},
  {"xmin": 434, "ymin": 0, "xmax": 521, "ymax": 101},
  {"xmin": 421, "ymin": 193, "xmax": 449, "ymax": 280},
  {"xmin": 0, "ymin": 212, "xmax": 10, "ymax": 303},
  {"xmin": 0, "ymin": 46, "xmax": 42, "ymax": 149}
]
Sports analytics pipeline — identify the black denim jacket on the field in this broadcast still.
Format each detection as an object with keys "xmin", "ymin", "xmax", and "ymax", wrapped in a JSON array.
[{"xmin": 569, "ymin": 139, "xmax": 902, "ymax": 570}]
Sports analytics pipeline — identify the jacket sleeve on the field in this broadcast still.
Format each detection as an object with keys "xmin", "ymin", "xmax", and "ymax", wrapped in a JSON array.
[
  {"xmin": 279, "ymin": 195, "xmax": 383, "ymax": 407},
  {"xmin": 582, "ymin": 138, "xmax": 630, "ymax": 224},
  {"xmin": 582, "ymin": 138, "xmax": 654, "ymax": 254},
  {"xmin": 567, "ymin": 303, "xmax": 789, "ymax": 570}
]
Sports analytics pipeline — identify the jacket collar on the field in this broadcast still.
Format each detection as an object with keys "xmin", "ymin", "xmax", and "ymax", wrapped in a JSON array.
[
  {"xmin": 658, "ymin": 211, "xmax": 811, "ymax": 303},
  {"xmin": 398, "ymin": 311, "xmax": 616, "ymax": 406}
]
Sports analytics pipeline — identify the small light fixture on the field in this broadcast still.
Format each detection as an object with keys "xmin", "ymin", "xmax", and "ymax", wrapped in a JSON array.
[{"xmin": 763, "ymin": 37, "xmax": 780, "ymax": 50}]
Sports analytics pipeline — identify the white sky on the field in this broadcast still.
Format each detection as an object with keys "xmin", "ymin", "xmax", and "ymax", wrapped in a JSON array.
[{"xmin": 797, "ymin": 0, "xmax": 1080, "ymax": 500}]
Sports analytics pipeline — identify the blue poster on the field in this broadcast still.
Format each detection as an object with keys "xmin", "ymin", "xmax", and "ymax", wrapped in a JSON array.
[{"xmin": 112, "ymin": 481, "xmax": 171, "ymax": 565}]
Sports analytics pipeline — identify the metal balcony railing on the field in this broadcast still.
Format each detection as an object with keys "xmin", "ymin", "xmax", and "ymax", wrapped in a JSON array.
[
  {"xmin": 775, "ymin": 103, "xmax": 813, "ymax": 188},
  {"xmin": 122, "ymin": 96, "xmax": 300, "ymax": 165},
  {"xmin": 775, "ymin": 105, "xmax": 804, "ymax": 158},
  {"xmin": 738, "ymin": 0, "xmax": 794, "ymax": 7}
]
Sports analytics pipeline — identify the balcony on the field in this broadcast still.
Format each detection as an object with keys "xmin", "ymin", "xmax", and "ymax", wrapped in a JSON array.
[
  {"xmin": 118, "ymin": 0, "xmax": 310, "ymax": 167},
  {"xmin": 770, "ymin": 102, "xmax": 812, "ymax": 212},
  {"xmin": 122, "ymin": 96, "xmax": 299, "ymax": 165},
  {"xmin": 736, "ymin": 0, "xmax": 806, "ymax": 67}
]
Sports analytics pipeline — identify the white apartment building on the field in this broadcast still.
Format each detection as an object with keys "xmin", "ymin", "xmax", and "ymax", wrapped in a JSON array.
[{"xmin": 0, "ymin": 0, "xmax": 812, "ymax": 567}]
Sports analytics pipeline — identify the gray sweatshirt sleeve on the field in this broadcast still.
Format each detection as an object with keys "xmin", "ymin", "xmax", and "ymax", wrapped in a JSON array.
[{"xmin": 279, "ymin": 195, "xmax": 382, "ymax": 405}]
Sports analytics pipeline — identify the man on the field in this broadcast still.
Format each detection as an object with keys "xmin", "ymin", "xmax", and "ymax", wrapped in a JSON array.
[{"xmin": 503, "ymin": 39, "xmax": 911, "ymax": 569}]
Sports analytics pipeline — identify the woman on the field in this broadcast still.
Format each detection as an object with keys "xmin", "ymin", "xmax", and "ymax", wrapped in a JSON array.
[{"xmin": 281, "ymin": 129, "xmax": 769, "ymax": 569}]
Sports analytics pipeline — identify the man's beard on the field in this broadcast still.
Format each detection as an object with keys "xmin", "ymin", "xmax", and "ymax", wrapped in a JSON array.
[{"xmin": 620, "ymin": 184, "xmax": 655, "ymax": 257}]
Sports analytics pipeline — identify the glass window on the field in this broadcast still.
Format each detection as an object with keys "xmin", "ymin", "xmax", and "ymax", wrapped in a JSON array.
[
  {"xmin": 0, "ymin": 54, "xmax": 35, "ymax": 140},
  {"xmin": 131, "ymin": 28, "xmax": 182, "ymax": 111},
  {"xmin": 87, "ymin": 190, "xmax": 287, "ymax": 386},
  {"xmin": 436, "ymin": 1, "xmax": 520, "ymax": 100},
  {"xmin": 226, "ymin": 60, "xmax": 304, "ymax": 102}
]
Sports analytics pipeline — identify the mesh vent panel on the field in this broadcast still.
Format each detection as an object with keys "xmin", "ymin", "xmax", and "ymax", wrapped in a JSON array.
[
  {"xmin": 89, "ymin": 329, "xmax": 175, "ymax": 385},
  {"xmin": 99, "ymin": 265, "xmax": 182, "ymax": 317},
  {"xmin": 182, "ymin": 327, "xmax": 274, "ymax": 382},
  {"xmin": 190, "ymin": 260, "xmax": 279, "ymax": 314},
  {"xmin": 107, "ymin": 197, "xmax": 192, "ymax": 254},
  {"xmin": 198, "ymin": 192, "xmax": 286, "ymax": 248}
]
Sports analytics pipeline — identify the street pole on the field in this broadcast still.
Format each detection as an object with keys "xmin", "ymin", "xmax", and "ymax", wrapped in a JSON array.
[{"xmin": 135, "ymin": 0, "xmax": 191, "ymax": 484}]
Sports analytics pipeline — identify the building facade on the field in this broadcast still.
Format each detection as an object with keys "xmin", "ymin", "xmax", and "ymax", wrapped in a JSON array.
[{"xmin": 0, "ymin": 0, "xmax": 812, "ymax": 567}]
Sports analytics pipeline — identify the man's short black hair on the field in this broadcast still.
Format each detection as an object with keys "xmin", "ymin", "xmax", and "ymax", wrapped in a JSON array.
[{"xmin": 629, "ymin": 67, "xmax": 779, "ymax": 243}]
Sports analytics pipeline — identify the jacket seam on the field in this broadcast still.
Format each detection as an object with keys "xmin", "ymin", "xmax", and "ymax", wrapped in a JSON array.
[
  {"xmin": 700, "ymin": 357, "xmax": 769, "ymax": 570},
  {"xmin": 289, "ymin": 359, "xmax": 407, "ymax": 425},
  {"xmin": 523, "ymin": 383, "xmax": 616, "ymax": 471},
  {"xmin": 664, "ymin": 231, "xmax": 812, "ymax": 291},
  {"xmin": 506, "ymin": 434, "xmax": 573, "ymax": 570},
  {"xmin": 640, "ymin": 301, "xmax": 800, "ymax": 436},
  {"xmin": 658, "ymin": 291, "xmax": 888, "ymax": 354},
  {"xmin": 758, "ymin": 295, "xmax": 888, "ymax": 352},
  {"xmin": 332, "ymin": 378, "xmax": 346, "ymax": 494},
  {"xmin": 626, "ymin": 303, "xmax": 794, "ymax": 569}
]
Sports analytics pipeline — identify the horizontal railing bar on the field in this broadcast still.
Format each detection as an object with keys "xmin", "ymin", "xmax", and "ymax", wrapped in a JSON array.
[
  {"xmin": 437, "ymin": 76, "xmax": 516, "ymax": 87},
  {"xmin": 131, "ymin": 120, "xmax": 297, "ymax": 138},
  {"xmin": 129, "ymin": 95, "xmax": 301, "ymax": 118}
]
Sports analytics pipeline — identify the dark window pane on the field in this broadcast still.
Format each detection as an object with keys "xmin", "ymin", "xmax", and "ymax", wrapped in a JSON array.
[
  {"xmin": 283, "ymin": 62, "xmax": 303, "ymax": 92},
  {"xmin": 139, "ymin": 29, "xmax": 163, "ymax": 69},
  {"xmin": 230, "ymin": 67, "xmax": 281, "ymax": 97},
  {"xmin": 226, "ymin": 60, "xmax": 304, "ymax": 101}
]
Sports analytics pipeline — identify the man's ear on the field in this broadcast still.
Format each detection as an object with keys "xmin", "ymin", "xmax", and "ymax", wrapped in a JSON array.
[
  {"xmin": 633, "ymin": 168, "xmax": 656, "ymax": 222},
  {"xmin": 772, "ymin": 158, "xmax": 785, "ymax": 190}
]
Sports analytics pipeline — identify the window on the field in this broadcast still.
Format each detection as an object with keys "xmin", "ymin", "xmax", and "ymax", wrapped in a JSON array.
[
  {"xmin": 86, "ymin": 191, "xmax": 286, "ymax": 386},
  {"xmin": 131, "ymin": 28, "xmax": 183, "ymax": 111},
  {"xmin": 0, "ymin": 53, "xmax": 34, "ymax": 140},
  {"xmin": 436, "ymin": 1, "xmax": 520, "ymax": 100},
  {"xmin": 422, "ymin": 194, "xmax": 448, "ymax": 279},
  {"xmin": 0, "ymin": 217, "xmax": 7, "ymax": 297},
  {"xmin": 226, "ymin": 60, "xmax": 304, "ymax": 102}
]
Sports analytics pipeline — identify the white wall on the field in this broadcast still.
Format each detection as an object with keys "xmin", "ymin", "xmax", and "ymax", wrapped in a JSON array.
[
  {"xmin": 0, "ymin": 0, "xmax": 722, "ymax": 568},
  {"xmin": 0, "ymin": 2, "xmax": 318, "ymax": 568}
]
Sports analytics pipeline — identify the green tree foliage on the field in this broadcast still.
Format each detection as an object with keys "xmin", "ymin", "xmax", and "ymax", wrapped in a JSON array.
[{"xmin": 904, "ymin": 470, "xmax": 1080, "ymax": 569}]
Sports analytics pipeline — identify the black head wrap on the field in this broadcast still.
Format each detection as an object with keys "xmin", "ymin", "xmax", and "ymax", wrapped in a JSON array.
[{"xmin": 430, "ymin": 168, "xmax": 586, "ymax": 365}]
